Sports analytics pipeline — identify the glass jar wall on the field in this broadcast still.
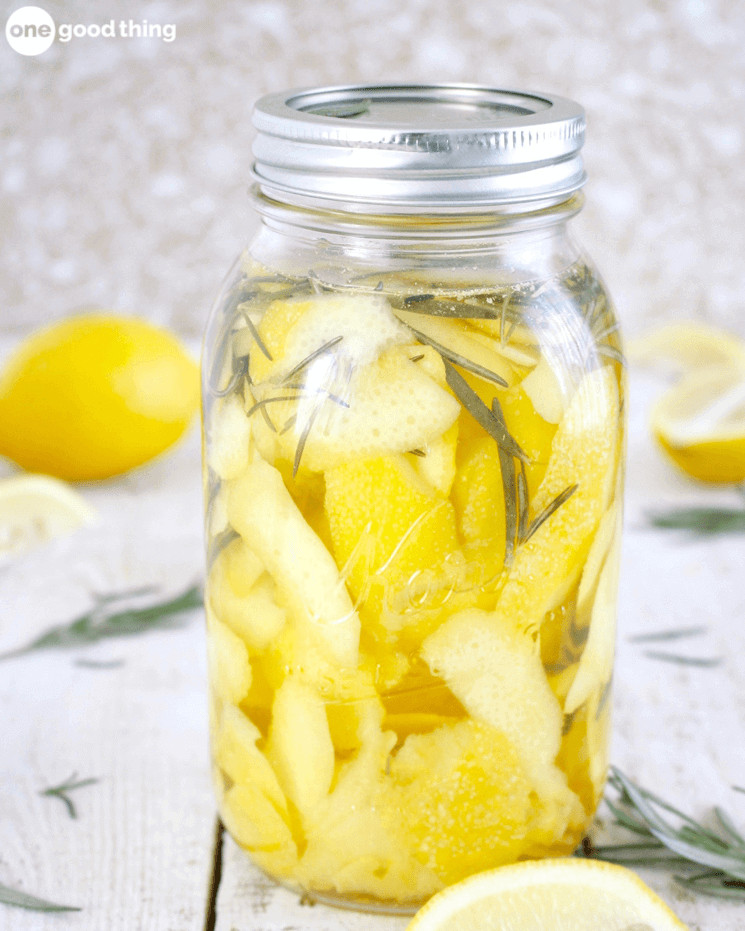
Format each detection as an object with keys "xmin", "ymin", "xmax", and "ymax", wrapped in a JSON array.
[{"xmin": 201, "ymin": 86, "xmax": 625, "ymax": 913}]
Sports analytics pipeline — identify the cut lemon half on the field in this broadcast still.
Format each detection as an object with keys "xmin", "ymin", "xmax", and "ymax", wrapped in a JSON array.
[
  {"xmin": 628, "ymin": 322, "xmax": 745, "ymax": 375},
  {"xmin": 651, "ymin": 364, "xmax": 745, "ymax": 483},
  {"xmin": 405, "ymin": 858, "xmax": 688, "ymax": 931},
  {"xmin": 0, "ymin": 473, "xmax": 97, "ymax": 559}
]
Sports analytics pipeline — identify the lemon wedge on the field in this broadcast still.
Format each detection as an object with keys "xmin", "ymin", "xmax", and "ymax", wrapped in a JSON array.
[
  {"xmin": 628, "ymin": 322, "xmax": 745, "ymax": 375},
  {"xmin": 0, "ymin": 473, "xmax": 97, "ymax": 560},
  {"xmin": 651, "ymin": 364, "xmax": 745, "ymax": 483},
  {"xmin": 405, "ymin": 858, "xmax": 688, "ymax": 931}
]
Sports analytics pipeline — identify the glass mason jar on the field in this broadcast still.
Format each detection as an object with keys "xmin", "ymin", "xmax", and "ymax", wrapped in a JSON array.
[{"xmin": 202, "ymin": 85, "xmax": 625, "ymax": 913}]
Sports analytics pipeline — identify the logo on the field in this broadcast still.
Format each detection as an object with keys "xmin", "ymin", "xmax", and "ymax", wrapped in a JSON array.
[
  {"xmin": 5, "ymin": 6, "xmax": 177, "ymax": 54},
  {"xmin": 5, "ymin": 6, "xmax": 55, "ymax": 56}
]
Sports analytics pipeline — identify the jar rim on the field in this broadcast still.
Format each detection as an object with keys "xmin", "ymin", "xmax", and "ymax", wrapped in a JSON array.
[{"xmin": 252, "ymin": 83, "xmax": 587, "ymax": 211}]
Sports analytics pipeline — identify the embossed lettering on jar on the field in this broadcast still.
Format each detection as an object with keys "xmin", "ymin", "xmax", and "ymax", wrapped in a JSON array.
[{"xmin": 201, "ymin": 84, "xmax": 626, "ymax": 914}]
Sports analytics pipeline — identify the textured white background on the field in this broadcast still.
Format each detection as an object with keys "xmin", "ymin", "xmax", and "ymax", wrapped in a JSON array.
[{"xmin": 1, "ymin": 0, "xmax": 745, "ymax": 339}]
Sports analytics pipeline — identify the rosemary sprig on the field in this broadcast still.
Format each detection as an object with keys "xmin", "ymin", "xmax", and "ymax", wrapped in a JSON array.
[
  {"xmin": 0, "ymin": 882, "xmax": 80, "ymax": 913},
  {"xmin": 581, "ymin": 767, "xmax": 745, "ymax": 899},
  {"xmin": 40, "ymin": 773, "xmax": 99, "ymax": 819},
  {"xmin": 0, "ymin": 585, "xmax": 202, "ymax": 662}
]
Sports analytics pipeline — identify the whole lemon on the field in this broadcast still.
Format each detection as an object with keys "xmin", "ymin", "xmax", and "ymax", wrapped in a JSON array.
[{"xmin": 0, "ymin": 313, "xmax": 199, "ymax": 481}]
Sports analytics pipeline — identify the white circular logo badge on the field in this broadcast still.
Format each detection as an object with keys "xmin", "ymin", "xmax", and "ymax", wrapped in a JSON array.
[{"xmin": 6, "ymin": 6, "xmax": 55, "ymax": 56}]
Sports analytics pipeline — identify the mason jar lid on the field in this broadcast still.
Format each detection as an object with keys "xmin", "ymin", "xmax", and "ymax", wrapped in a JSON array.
[{"xmin": 251, "ymin": 84, "xmax": 586, "ymax": 212}]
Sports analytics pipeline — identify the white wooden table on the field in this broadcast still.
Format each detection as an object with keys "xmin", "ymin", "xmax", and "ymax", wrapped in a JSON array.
[{"xmin": 1, "ymin": 361, "xmax": 744, "ymax": 931}]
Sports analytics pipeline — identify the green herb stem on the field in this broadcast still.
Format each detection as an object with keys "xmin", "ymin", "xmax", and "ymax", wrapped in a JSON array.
[
  {"xmin": 0, "ymin": 882, "xmax": 80, "ymax": 913},
  {"xmin": 648, "ymin": 505, "xmax": 745, "ymax": 536},
  {"xmin": 0, "ymin": 585, "xmax": 202, "ymax": 662}
]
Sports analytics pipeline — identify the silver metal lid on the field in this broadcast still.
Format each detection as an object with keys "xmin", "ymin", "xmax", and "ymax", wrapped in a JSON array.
[{"xmin": 251, "ymin": 84, "xmax": 586, "ymax": 212}]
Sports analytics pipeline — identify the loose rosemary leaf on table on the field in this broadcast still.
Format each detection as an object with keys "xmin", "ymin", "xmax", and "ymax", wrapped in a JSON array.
[
  {"xmin": 0, "ymin": 584, "xmax": 202, "ymax": 662},
  {"xmin": 580, "ymin": 767, "xmax": 745, "ymax": 900},
  {"xmin": 649, "ymin": 486, "xmax": 745, "ymax": 535},
  {"xmin": 0, "ymin": 882, "xmax": 80, "ymax": 913},
  {"xmin": 39, "ymin": 773, "xmax": 99, "ymax": 820},
  {"xmin": 648, "ymin": 504, "xmax": 745, "ymax": 535}
]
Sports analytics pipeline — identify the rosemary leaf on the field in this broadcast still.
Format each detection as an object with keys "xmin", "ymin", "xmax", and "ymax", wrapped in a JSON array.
[
  {"xmin": 293, "ymin": 405, "xmax": 321, "ymax": 478},
  {"xmin": 629, "ymin": 626, "xmax": 706, "ymax": 644},
  {"xmin": 74, "ymin": 659, "xmax": 125, "ymax": 669},
  {"xmin": 517, "ymin": 465, "xmax": 529, "ymax": 544},
  {"xmin": 40, "ymin": 774, "xmax": 99, "ymax": 820},
  {"xmin": 597, "ymin": 344, "xmax": 626, "ymax": 365},
  {"xmin": 443, "ymin": 362, "xmax": 528, "ymax": 462},
  {"xmin": 282, "ymin": 335, "xmax": 343, "ymax": 382},
  {"xmin": 522, "ymin": 484, "xmax": 578, "ymax": 543},
  {"xmin": 246, "ymin": 394, "xmax": 305, "ymax": 418},
  {"xmin": 648, "ymin": 505, "xmax": 745, "ymax": 536},
  {"xmin": 234, "ymin": 307, "xmax": 272, "ymax": 361},
  {"xmin": 0, "ymin": 882, "xmax": 80, "ymax": 913},
  {"xmin": 491, "ymin": 397, "xmax": 518, "ymax": 565},
  {"xmin": 643, "ymin": 651, "xmax": 722, "ymax": 668},
  {"xmin": 207, "ymin": 528, "xmax": 240, "ymax": 569},
  {"xmin": 677, "ymin": 874, "xmax": 745, "ymax": 900},
  {"xmin": 0, "ymin": 585, "xmax": 202, "ymax": 662},
  {"xmin": 405, "ymin": 324, "xmax": 509, "ymax": 387},
  {"xmin": 210, "ymin": 351, "xmax": 250, "ymax": 399},
  {"xmin": 714, "ymin": 809, "xmax": 745, "ymax": 849}
]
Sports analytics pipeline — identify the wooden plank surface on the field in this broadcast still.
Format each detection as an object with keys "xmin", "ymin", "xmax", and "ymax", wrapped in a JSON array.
[
  {"xmin": 1, "ymin": 360, "xmax": 744, "ymax": 929},
  {"xmin": 0, "ymin": 430, "xmax": 216, "ymax": 931}
]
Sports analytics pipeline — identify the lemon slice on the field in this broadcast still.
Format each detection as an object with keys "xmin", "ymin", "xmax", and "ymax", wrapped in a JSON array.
[
  {"xmin": 405, "ymin": 858, "xmax": 688, "ymax": 931},
  {"xmin": 628, "ymin": 322, "xmax": 745, "ymax": 374},
  {"xmin": 651, "ymin": 364, "xmax": 745, "ymax": 483},
  {"xmin": 0, "ymin": 473, "xmax": 97, "ymax": 559}
]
